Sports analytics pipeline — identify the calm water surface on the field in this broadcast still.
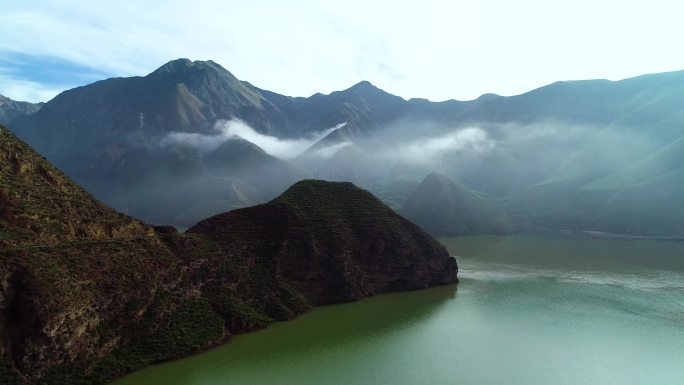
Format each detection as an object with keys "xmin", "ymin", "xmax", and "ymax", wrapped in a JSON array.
[{"xmin": 113, "ymin": 233, "xmax": 684, "ymax": 385}]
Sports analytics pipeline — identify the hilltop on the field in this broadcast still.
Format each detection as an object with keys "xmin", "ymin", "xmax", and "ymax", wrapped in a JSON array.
[{"xmin": 191, "ymin": 180, "xmax": 457, "ymax": 304}]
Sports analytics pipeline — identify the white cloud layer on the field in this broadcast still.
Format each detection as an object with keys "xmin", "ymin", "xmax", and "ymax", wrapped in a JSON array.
[
  {"xmin": 1, "ymin": 0, "xmax": 684, "ymax": 102},
  {"xmin": 395, "ymin": 127, "xmax": 495, "ymax": 165},
  {"xmin": 161, "ymin": 119, "xmax": 341, "ymax": 159},
  {"xmin": 308, "ymin": 142, "xmax": 353, "ymax": 160}
]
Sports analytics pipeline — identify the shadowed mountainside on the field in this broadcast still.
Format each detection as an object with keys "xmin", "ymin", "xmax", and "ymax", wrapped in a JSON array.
[
  {"xmin": 0, "ymin": 125, "xmax": 457, "ymax": 385},
  {"xmin": 402, "ymin": 172, "xmax": 514, "ymax": 237},
  {"xmin": 0, "ymin": 126, "xmax": 152, "ymax": 247},
  {"xmin": 6, "ymin": 59, "xmax": 475, "ymax": 229},
  {"xmin": 190, "ymin": 180, "xmax": 457, "ymax": 305}
]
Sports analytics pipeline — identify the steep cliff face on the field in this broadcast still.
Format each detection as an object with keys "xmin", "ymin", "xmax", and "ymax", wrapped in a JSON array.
[{"xmin": 0, "ymin": 125, "xmax": 457, "ymax": 385}]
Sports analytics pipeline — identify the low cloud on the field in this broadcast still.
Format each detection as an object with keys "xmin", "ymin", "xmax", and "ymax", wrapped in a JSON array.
[
  {"xmin": 307, "ymin": 141, "xmax": 352, "ymax": 160},
  {"xmin": 160, "ymin": 119, "xmax": 344, "ymax": 159},
  {"xmin": 394, "ymin": 127, "xmax": 495, "ymax": 165},
  {"xmin": 301, "ymin": 122, "xmax": 498, "ymax": 174}
]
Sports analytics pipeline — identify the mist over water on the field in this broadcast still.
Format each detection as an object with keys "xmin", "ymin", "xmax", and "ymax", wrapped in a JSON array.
[{"xmin": 112, "ymin": 234, "xmax": 684, "ymax": 385}]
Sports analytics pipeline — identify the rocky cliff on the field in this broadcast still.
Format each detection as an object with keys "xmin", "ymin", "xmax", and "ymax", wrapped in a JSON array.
[{"xmin": 0, "ymin": 125, "xmax": 457, "ymax": 385}]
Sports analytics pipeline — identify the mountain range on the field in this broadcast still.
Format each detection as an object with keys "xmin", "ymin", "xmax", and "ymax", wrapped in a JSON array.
[{"xmin": 6, "ymin": 59, "xmax": 684, "ymax": 235}]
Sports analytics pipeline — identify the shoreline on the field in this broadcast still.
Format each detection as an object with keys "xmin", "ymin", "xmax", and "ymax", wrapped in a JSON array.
[
  {"xmin": 581, "ymin": 230, "xmax": 684, "ymax": 242},
  {"xmin": 108, "ymin": 278, "xmax": 459, "ymax": 384}
]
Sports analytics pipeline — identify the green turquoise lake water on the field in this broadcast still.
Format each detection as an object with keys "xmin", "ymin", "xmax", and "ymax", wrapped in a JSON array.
[{"xmin": 113, "ymin": 233, "xmax": 684, "ymax": 385}]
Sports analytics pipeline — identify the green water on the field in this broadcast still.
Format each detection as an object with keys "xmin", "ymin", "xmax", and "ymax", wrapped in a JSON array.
[{"xmin": 113, "ymin": 233, "xmax": 684, "ymax": 385}]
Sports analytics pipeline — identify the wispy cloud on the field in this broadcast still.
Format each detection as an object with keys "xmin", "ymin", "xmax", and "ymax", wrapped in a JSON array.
[
  {"xmin": 307, "ymin": 141, "xmax": 353, "ymax": 160},
  {"xmin": 394, "ymin": 127, "xmax": 495, "ymax": 165},
  {"xmin": 161, "ymin": 119, "xmax": 341, "ymax": 159}
]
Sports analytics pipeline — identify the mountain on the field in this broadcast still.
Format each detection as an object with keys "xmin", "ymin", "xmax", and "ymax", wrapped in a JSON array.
[
  {"xmin": 8, "ymin": 59, "xmax": 414, "ymax": 158},
  {"xmin": 477, "ymin": 72, "xmax": 684, "ymax": 235},
  {"xmin": 9, "ymin": 59, "xmax": 684, "ymax": 235},
  {"xmin": 0, "ymin": 124, "xmax": 185, "ymax": 384},
  {"xmin": 204, "ymin": 136, "xmax": 306, "ymax": 199},
  {"xmin": 8, "ymin": 59, "xmax": 424, "ymax": 228},
  {"xmin": 190, "ymin": 180, "xmax": 457, "ymax": 304},
  {"xmin": 8, "ymin": 59, "xmax": 316, "ymax": 227},
  {"xmin": 0, "ymin": 94, "xmax": 41, "ymax": 125},
  {"xmin": 0, "ymin": 125, "xmax": 457, "ymax": 384},
  {"xmin": 402, "ymin": 172, "xmax": 515, "ymax": 236},
  {"xmin": 316, "ymin": 70, "xmax": 684, "ymax": 236},
  {"xmin": 114, "ymin": 136, "xmax": 305, "ymax": 229}
]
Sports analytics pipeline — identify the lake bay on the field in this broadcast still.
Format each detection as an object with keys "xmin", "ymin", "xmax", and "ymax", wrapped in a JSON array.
[{"xmin": 113, "ymin": 233, "xmax": 684, "ymax": 385}]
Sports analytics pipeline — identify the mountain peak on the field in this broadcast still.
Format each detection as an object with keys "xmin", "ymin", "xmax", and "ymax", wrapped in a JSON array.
[
  {"xmin": 153, "ymin": 58, "xmax": 193, "ymax": 73},
  {"xmin": 150, "ymin": 58, "xmax": 231, "ymax": 77},
  {"xmin": 337, "ymin": 80, "xmax": 404, "ymax": 102},
  {"xmin": 347, "ymin": 80, "xmax": 380, "ymax": 92},
  {"xmin": 475, "ymin": 93, "xmax": 501, "ymax": 102},
  {"xmin": 425, "ymin": 171, "xmax": 452, "ymax": 182},
  {"xmin": 212, "ymin": 135, "xmax": 268, "ymax": 156},
  {"xmin": 352, "ymin": 80, "xmax": 374, "ymax": 88}
]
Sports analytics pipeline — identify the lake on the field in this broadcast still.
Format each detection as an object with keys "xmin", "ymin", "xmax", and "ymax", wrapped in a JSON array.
[{"xmin": 112, "ymin": 232, "xmax": 684, "ymax": 385}]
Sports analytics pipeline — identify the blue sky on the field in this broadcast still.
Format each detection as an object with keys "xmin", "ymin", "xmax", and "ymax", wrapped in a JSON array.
[{"xmin": 1, "ymin": 0, "xmax": 683, "ymax": 103}]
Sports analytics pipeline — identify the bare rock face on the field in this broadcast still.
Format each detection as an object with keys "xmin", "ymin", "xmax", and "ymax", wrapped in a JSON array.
[{"xmin": 0, "ymin": 126, "xmax": 457, "ymax": 385}]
